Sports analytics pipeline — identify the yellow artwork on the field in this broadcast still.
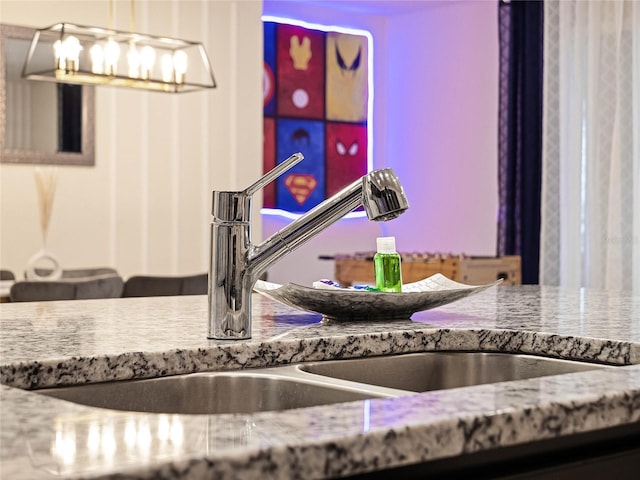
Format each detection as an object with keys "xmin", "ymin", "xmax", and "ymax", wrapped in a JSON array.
[{"xmin": 326, "ymin": 32, "xmax": 368, "ymax": 122}]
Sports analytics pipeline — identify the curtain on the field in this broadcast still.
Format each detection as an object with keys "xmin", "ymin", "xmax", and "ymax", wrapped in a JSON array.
[
  {"xmin": 497, "ymin": 0, "xmax": 544, "ymax": 284},
  {"xmin": 541, "ymin": 0, "xmax": 640, "ymax": 292}
]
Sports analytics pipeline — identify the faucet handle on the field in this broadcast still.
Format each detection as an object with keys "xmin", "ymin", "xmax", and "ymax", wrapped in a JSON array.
[
  {"xmin": 212, "ymin": 152, "xmax": 304, "ymax": 222},
  {"xmin": 243, "ymin": 152, "xmax": 304, "ymax": 196}
]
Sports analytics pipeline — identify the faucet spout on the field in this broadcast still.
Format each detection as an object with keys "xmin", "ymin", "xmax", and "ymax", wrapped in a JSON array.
[
  {"xmin": 208, "ymin": 154, "xmax": 409, "ymax": 340},
  {"xmin": 250, "ymin": 168, "xmax": 408, "ymax": 276}
]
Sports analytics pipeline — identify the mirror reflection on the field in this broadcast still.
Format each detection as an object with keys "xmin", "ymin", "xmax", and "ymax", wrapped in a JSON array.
[{"xmin": 0, "ymin": 24, "xmax": 94, "ymax": 165}]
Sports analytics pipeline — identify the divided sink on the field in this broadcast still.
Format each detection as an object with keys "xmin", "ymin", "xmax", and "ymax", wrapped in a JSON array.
[{"xmin": 36, "ymin": 352, "xmax": 616, "ymax": 415}]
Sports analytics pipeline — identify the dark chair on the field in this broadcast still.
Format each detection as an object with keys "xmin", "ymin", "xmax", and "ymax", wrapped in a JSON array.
[
  {"xmin": 0, "ymin": 270, "xmax": 16, "ymax": 280},
  {"xmin": 122, "ymin": 273, "xmax": 208, "ymax": 298},
  {"xmin": 10, "ymin": 275, "xmax": 124, "ymax": 302},
  {"xmin": 28, "ymin": 267, "xmax": 119, "ymax": 279}
]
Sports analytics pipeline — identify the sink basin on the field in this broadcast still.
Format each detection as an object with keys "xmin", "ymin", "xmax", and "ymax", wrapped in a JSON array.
[
  {"xmin": 36, "ymin": 370, "xmax": 394, "ymax": 415},
  {"xmin": 36, "ymin": 352, "xmax": 616, "ymax": 415},
  {"xmin": 298, "ymin": 352, "xmax": 617, "ymax": 393}
]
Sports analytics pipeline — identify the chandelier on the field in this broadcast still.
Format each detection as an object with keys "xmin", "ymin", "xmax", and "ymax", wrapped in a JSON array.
[{"xmin": 22, "ymin": 6, "xmax": 215, "ymax": 93}]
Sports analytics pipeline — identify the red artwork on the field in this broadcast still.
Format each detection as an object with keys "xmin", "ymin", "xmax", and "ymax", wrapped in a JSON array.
[
  {"xmin": 263, "ymin": 61, "xmax": 275, "ymax": 107},
  {"xmin": 263, "ymin": 118, "xmax": 276, "ymax": 208},
  {"xmin": 276, "ymin": 24, "xmax": 325, "ymax": 119},
  {"xmin": 325, "ymin": 123, "xmax": 368, "ymax": 197}
]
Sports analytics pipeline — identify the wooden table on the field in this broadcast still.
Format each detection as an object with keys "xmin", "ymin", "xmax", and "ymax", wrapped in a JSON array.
[{"xmin": 323, "ymin": 254, "xmax": 521, "ymax": 287}]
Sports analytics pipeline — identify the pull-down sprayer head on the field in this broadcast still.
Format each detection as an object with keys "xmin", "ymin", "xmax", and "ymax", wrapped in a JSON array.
[{"xmin": 361, "ymin": 168, "xmax": 409, "ymax": 221}]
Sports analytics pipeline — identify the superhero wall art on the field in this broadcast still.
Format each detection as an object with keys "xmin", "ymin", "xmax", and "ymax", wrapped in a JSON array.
[{"xmin": 263, "ymin": 20, "xmax": 369, "ymax": 212}]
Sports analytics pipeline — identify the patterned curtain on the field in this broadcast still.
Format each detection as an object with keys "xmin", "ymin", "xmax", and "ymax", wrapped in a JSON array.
[
  {"xmin": 497, "ymin": 0, "xmax": 544, "ymax": 284},
  {"xmin": 540, "ymin": 0, "xmax": 640, "ymax": 292}
]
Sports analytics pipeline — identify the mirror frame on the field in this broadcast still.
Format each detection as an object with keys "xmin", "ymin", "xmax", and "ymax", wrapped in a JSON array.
[{"xmin": 0, "ymin": 23, "xmax": 95, "ymax": 166}]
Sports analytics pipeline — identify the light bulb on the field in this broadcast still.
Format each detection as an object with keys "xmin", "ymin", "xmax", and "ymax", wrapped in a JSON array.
[
  {"xmin": 127, "ymin": 44, "xmax": 140, "ymax": 78},
  {"xmin": 140, "ymin": 46, "xmax": 155, "ymax": 80},
  {"xmin": 90, "ymin": 44, "xmax": 104, "ymax": 74},
  {"xmin": 172, "ymin": 50, "xmax": 187, "ymax": 84},
  {"xmin": 53, "ymin": 40, "xmax": 65, "ymax": 70},
  {"xmin": 104, "ymin": 39, "xmax": 120, "ymax": 76},
  {"xmin": 161, "ymin": 53, "xmax": 173, "ymax": 82},
  {"xmin": 62, "ymin": 35, "xmax": 82, "ymax": 71}
]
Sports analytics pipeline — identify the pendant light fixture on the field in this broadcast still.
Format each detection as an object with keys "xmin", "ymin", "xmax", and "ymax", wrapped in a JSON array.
[{"xmin": 21, "ymin": 1, "xmax": 216, "ymax": 93}]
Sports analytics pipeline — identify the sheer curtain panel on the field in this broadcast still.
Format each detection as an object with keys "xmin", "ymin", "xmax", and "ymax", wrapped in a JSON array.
[{"xmin": 541, "ymin": 0, "xmax": 640, "ymax": 292}]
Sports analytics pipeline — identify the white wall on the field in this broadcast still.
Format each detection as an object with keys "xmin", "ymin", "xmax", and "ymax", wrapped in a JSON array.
[
  {"xmin": 384, "ymin": 1, "xmax": 499, "ymax": 254},
  {"xmin": 0, "ymin": 0, "xmax": 263, "ymax": 279},
  {"xmin": 261, "ymin": 0, "xmax": 499, "ymax": 285}
]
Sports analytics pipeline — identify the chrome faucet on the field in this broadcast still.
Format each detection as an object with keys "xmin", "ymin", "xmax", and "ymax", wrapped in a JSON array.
[{"xmin": 208, "ymin": 152, "xmax": 409, "ymax": 339}]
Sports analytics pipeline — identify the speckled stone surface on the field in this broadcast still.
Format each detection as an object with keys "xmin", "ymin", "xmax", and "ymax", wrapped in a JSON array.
[{"xmin": 1, "ymin": 285, "xmax": 640, "ymax": 479}]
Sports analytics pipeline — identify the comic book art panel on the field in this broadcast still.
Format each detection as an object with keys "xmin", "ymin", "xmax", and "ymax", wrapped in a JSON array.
[
  {"xmin": 263, "ymin": 21, "xmax": 277, "ymax": 116},
  {"xmin": 263, "ymin": 118, "xmax": 276, "ymax": 208},
  {"xmin": 276, "ymin": 23, "xmax": 325, "ymax": 119},
  {"xmin": 263, "ymin": 19, "xmax": 370, "ymax": 214},
  {"xmin": 325, "ymin": 122, "xmax": 368, "ymax": 197},
  {"xmin": 276, "ymin": 119, "xmax": 326, "ymax": 212},
  {"xmin": 326, "ymin": 32, "xmax": 368, "ymax": 122}
]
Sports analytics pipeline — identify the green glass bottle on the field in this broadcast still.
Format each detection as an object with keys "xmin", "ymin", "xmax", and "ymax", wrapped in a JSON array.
[{"xmin": 374, "ymin": 236, "xmax": 402, "ymax": 292}]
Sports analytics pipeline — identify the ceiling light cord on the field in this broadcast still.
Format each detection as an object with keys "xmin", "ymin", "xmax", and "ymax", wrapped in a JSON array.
[
  {"xmin": 109, "ymin": 0, "xmax": 114, "ymax": 31},
  {"xmin": 130, "ymin": 0, "xmax": 135, "ymax": 34}
]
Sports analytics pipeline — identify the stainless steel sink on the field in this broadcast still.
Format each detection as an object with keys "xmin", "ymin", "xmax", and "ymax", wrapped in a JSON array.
[
  {"xmin": 299, "ymin": 352, "xmax": 616, "ymax": 393},
  {"xmin": 36, "ymin": 352, "xmax": 616, "ymax": 415},
  {"xmin": 36, "ymin": 369, "xmax": 399, "ymax": 415}
]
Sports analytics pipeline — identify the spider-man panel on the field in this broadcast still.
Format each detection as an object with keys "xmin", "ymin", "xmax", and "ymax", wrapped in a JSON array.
[{"xmin": 326, "ymin": 122, "xmax": 368, "ymax": 197}]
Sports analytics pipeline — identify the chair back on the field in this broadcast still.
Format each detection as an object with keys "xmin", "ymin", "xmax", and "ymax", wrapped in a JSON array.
[
  {"xmin": 30, "ymin": 267, "xmax": 119, "ymax": 279},
  {"xmin": 122, "ymin": 273, "xmax": 207, "ymax": 297},
  {"xmin": 0, "ymin": 270, "xmax": 15, "ymax": 281},
  {"xmin": 10, "ymin": 275, "xmax": 124, "ymax": 302}
]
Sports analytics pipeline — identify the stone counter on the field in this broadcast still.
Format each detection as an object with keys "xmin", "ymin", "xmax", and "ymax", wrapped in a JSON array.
[{"xmin": 1, "ymin": 286, "xmax": 639, "ymax": 479}]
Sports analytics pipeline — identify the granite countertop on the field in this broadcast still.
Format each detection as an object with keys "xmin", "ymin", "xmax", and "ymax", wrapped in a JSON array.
[{"xmin": 1, "ymin": 285, "xmax": 639, "ymax": 479}]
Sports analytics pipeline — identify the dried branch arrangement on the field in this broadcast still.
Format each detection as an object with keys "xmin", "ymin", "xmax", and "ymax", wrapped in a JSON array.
[{"xmin": 34, "ymin": 167, "xmax": 58, "ymax": 245}]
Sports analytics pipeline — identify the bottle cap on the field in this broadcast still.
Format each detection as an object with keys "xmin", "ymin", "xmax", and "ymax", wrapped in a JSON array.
[{"xmin": 376, "ymin": 236, "xmax": 396, "ymax": 254}]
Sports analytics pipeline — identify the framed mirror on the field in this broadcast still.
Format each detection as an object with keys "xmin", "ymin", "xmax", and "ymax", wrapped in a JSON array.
[{"xmin": 0, "ymin": 24, "xmax": 95, "ymax": 166}]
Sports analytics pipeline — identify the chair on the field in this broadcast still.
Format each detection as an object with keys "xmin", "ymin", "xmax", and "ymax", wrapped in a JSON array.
[
  {"xmin": 9, "ymin": 275, "xmax": 124, "ymax": 302},
  {"xmin": 122, "ymin": 273, "xmax": 208, "ymax": 297},
  {"xmin": 0, "ymin": 269, "xmax": 16, "ymax": 280},
  {"xmin": 28, "ymin": 267, "xmax": 119, "ymax": 279}
]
